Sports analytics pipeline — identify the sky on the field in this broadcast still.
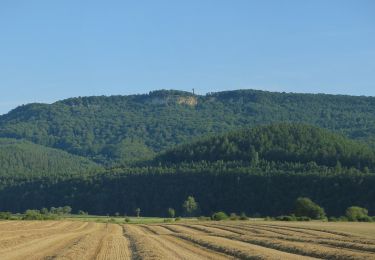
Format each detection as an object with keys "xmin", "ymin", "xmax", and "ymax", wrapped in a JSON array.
[{"xmin": 0, "ymin": 0, "xmax": 374, "ymax": 115}]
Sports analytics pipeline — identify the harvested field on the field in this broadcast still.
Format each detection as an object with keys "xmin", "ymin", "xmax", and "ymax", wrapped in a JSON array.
[
  {"xmin": 1, "ymin": 220, "xmax": 375, "ymax": 259},
  {"xmin": 0, "ymin": 221, "xmax": 131, "ymax": 260}
]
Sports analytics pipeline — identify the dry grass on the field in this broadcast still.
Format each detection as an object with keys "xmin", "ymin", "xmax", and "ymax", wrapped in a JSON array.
[
  {"xmin": 1, "ymin": 220, "xmax": 374, "ymax": 259},
  {"xmin": 0, "ymin": 221, "xmax": 131, "ymax": 260}
]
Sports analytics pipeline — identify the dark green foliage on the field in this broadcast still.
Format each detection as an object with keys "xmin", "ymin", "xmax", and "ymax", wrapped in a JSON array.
[
  {"xmin": 276, "ymin": 215, "xmax": 295, "ymax": 221},
  {"xmin": 157, "ymin": 124, "xmax": 375, "ymax": 171},
  {"xmin": 0, "ymin": 211, "xmax": 12, "ymax": 219},
  {"xmin": 294, "ymin": 197, "xmax": 326, "ymax": 219},
  {"xmin": 296, "ymin": 216, "xmax": 311, "ymax": 221},
  {"xmin": 0, "ymin": 108, "xmax": 374, "ymax": 217},
  {"xmin": 212, "ymin": 211, "xmax": 228, "ymax": 221},
  {"xmin": 3, "ymin": 89, "xmax": 375, "ymax": 165},
  {"xmin": 0, "ymin": 166, "xmax": 373, "ymax": 217},
  {"xmin": 0, "ymin": 138, "xmax": 101, "ymax": 178}
]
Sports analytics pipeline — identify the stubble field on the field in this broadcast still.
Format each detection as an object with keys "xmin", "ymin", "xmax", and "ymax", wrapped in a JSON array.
[{"xmin": 0, "ymin": 220, "xmax": 374, "ymax": 259}]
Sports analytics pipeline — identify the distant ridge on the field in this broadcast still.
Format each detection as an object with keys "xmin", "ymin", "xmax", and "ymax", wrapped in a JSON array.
[{"xmin": 1, "ymin": 89, "xmax": 375, "ymax": 165}]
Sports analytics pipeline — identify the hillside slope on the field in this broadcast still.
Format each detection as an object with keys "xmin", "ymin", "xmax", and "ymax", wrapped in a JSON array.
[
  {"xmin": 1, "ymin": 89, "xmax": 375, "ymax": 164},
  {"xmin": 157, "ymin": 124, "xmax": 375, "ymax": 170},
  {"xmin": 0, "ymin": 125, "xmax": 374, "ymax": 216},
  {"xmin": 0, "ymin": 138, "xmax": 101, "ymax": 178}
]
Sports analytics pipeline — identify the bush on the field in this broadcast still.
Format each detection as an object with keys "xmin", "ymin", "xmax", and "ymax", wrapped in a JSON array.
[
  {"xmin": 212, "ymin": 211, "xmax": 228, "ymax": 221},
  {"xmin": 264, "ymin": 216, "xmax": 274, "ymax": 221},
  {"xmin": 239, "ymin": 212, "xmax": 249, "ymax": 220},
  {"xmin": 163, "ymin": 218, "xmax": 173, "ymax": 223},
  {"xmin": 175, "ymin": 217, "xmax": 181, "ymax": 221},
  {"xmin": 358, "ymin": 215, "xmax": 372, "ymax": 222},
  {"xmin": 78, "ymin": 210, "xmax": 88, "ymax": 215},
  {"xmin": 23, "ymin": 209, "xmax": 43, "ymax": 220},
  {"xmin": 229, "ymin": 213, "xmax": 239, "ymax": 220},
  {"xmin": 338, "ymin": 216, "xmax": 348, "ymax": 222},
  {"xmin": 125, "ymin": 217, "xmax": 130, "ymax": 223},
  {"xmin": 0, "ymin": 211, "xmax": 12, "ymax": 220},
  {"xmin": 197, "ymin": 216, "xmax": 211, "ymax": 221},
  {"xmin": 328, "ymin": 217, "xmax": 338, "ymax": 222},
  {"xmin": 295, "ymin": 197, "xmax": 326, "ymax": 219},
  {"xmin": 296, "ymin": 216, "xmax": 311, "ymax": 221},
  {"xmin": 276, "ymin": 215, "xmax": 296, "ymax": 221},
  {"xmin": 345, "ymin": 206, "xmax": 369, "ymax": 221}
]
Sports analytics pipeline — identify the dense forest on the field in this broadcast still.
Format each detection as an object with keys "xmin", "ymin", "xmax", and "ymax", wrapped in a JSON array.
[
  {"xmin": 0, "ymin": 123, "xmax": 374, "ymax": 217},
  {"xmin": 2, "ymin": 89, "xmax": 375, "ymax": 165},
  {"xmin": 0, "ymin": 138, "xmax": 101, "ymax": 179},
  {"xmin": 156, "ymin": 124, "xmax": 375, "ymax": 170}
]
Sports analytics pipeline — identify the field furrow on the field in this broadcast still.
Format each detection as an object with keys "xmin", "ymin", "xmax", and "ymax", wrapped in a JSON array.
[
  {"xmin": 1, "ymin": 220, "xmax": 374, "ymax": 259},
  {"xmin": 123, "ymin": 224, "xmax": 232, "ymax": 259}
]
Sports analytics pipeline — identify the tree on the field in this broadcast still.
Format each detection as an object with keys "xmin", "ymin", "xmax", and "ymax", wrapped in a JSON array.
[
  {"xmin": 78, "ymin": 210, "xmax": 87, "ymax": 215},
  {"xmin": 135, "ymin": 208, "xmax": 141, "ymax": 218},
  {"xmin": 167, "ymin": 208, "xmax": 175, "ymax": 218},
  {"xmin": 182, "ymin": 196, "xmax": 198, "ymax": 217},
  {"xmin": 345, "ymin": 206, "xmax": 369, "ymax": 221},
  {"xmin": 62, "ymin": 205, "xmax": 72, "ymax": 215},
  {"xmin": 294, "ymin": 197, "xmax": 326, "ymax": 219}
]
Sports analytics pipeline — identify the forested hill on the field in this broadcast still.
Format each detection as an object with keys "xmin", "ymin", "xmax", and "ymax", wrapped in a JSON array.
[
  {"xmin": 0, "ymin": 138, "xmax": 102, "ymax": 179},
  {"xmin": 1, "ymin": 89, "xmax": 375, "ymax": 165},
  {"xmin": 156, "ymin": 124, "xmax": 375, "ymax": 171}
]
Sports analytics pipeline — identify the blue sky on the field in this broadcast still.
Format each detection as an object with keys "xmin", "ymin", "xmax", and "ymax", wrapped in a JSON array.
[{"xmin": 0, "ymin": 0, "xmax": 374, "ymax": 114}]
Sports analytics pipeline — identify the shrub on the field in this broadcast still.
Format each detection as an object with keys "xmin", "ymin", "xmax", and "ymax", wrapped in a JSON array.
[
  {"xmin": 328, "ymin": 217, "xmax": 338, "ymax": 222},
  {"xmin": 295, "ymin": 197, "xmax": 326, "ymax": 219},
  {"xmin": 197, "ymin": 216, "xmax": 211, "ymax": 221},
  {"xmin": 125, "ymin": 217, "xmax": 130, "ymax": 223},
  {"xmin": 296, "ymin": 216, "xmax": 311, "ymax": 221},
  {"xmin": 23, "ymin": 209, "xmax": 43, "ymax": 220},
  {"xmin": 78, "ymin": 210, "xmax": 88, "ymax": 215},
  {"xmin": 0, "ymin": 211, "xmax": 12, "ymax": 220},
  {"xmin": 338, "ymin": 216, "xmax": 348, "ymax": 222},
  {"xmin": 212, "ymin": 211, "xmax": 228, "ymax": 221},
  {"xmin": 229, "ymin": 213, "xmax": 240, "ymax": 220},
  {"xmin": 358, "ymin": 215, "xmax": 372, "ymax": 222},
  {"xmin": 276, "ymin": 215, "xmax": 296, "ymax": 221},
  {"xmin": 175, "ymin": 217, "xmax": 181, "ymax": 221},
  {"xmin": 163, "ymin": 218, "xmax": 173, "ymax": 223},
  {"xmin": 239, "ymin": 213, "xmax": 249, "ymax": 220},
  {"xmin": 345, "ymin": 206, "xmax": 369, "ymax": 221}
]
